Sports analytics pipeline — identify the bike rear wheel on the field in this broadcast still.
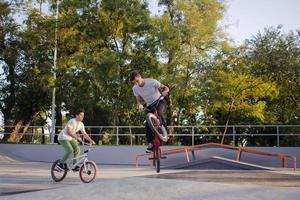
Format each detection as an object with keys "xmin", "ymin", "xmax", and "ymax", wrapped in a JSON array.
[
  {"xmin": 146, "ymin": 113, "xmax": 168, "ymax": 142},
  {"xmin": 79, "ymin": 161, "xmax": 97, "ymax": 183},
  {"xmin": 51, "ymin": 159, "xmax": 67, "ymax": 182}
]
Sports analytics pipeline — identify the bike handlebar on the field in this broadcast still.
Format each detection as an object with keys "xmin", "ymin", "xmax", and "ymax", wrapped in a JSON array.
[{"xmin": 144, "ymin": 95, "xmax": 164, "ymax": 112}]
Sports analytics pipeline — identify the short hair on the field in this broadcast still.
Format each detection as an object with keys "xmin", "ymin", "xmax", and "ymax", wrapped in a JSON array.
[
  {"xmin": 75, "ymin": 108, "xmax": 85, "ymax": 116},
  {"xmin": 129, "ymin": 71, "xmax": 141, "ymax": 81}
]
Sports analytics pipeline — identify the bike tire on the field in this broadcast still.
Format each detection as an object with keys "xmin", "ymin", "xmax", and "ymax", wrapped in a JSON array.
[
  {"xmin": 51, "ymin": 159, "xmax": 67, "ymax": 182},
  {"xmin": 79, "ymin": 161, "xmax": 97, "ymax": 183},
  {"xmin": 146, "ymin": 113, "xmax": 168, "ymax": 142},
  {"xmin": 155, "ymin": 148, "xmax": 160, "ymax": 173}
]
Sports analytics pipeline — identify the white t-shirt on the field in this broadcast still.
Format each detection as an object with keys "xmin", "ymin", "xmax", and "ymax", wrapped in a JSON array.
[
  {"xmin": 58, "ymin": 118, "xmax": 85, "ymax": 141},
  {"xmin": 132, "ymin": 78, "xmax": 161, "ymax": 106}
]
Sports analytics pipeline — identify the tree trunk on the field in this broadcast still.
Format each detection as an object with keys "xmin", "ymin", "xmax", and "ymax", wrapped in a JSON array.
[
  {"xmin": 8, "ymin": 120, "xmax": 31, "ymax": 143},
  {"xmin": 8, "ymin": 111, "xmax": 38, "ymax": 143},
  {"xmin": 221, "ymin": 100, "xmax": 235, "ymax": 144},
  {"xmin": 55, "ymin": 102, "xmax": 62, "ymax": 143},
  {"xmin": 165, "ymin": 96, "xmax": 173, "ymax": 126}
]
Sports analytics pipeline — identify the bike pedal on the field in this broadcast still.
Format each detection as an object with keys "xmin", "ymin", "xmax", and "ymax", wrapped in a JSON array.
[{"xmin": 160, "ymin": 156, "xmax": 167, "ymax": 159}]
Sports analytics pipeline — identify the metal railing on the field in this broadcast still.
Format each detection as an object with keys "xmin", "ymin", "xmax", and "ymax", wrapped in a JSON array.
[
  {"xmin": 135, "ymin": 142, "xmax": 297, "ymax": 171},
  {"xmin": 1, "ymin": 125, "xmax": 300, "ymax": 146}
]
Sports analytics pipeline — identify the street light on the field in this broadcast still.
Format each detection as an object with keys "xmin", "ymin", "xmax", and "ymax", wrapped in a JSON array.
[{"xmin": 50, "ymin": 0, "xmax": 59, "ymax": 144}]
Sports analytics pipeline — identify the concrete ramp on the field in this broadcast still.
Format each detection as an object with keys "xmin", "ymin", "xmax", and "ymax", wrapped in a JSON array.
[
  {"xmin": 0, "ymin": 152, "xmax": 19, "ymax": 163},
  {"xmin": 164, "ymin": 156, "xmax": 272, "ymax": 170}
]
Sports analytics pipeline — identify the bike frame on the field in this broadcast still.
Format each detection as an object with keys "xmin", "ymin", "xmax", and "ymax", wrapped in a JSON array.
[
  {"xmin": 64, "ymin": 143, "xmax": 91, "ymax": 170},
  {"xmin": 65, "ymin": 153, "xmax": 88, "ymax": 170}
]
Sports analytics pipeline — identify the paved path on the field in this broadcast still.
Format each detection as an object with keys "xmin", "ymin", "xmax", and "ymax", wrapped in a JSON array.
[{"xmin": 1, "ymin": 158, "xmax": 300, "ymax": 200}]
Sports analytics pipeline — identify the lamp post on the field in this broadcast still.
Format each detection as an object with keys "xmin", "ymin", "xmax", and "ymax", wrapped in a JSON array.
[{"xmin": 50, "ymin": 0, "xmax": 59, "ymax": 144}]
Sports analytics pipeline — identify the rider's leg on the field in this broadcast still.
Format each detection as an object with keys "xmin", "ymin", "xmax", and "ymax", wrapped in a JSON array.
[
  {"xmin": 69, "ymin": 139, "xmax": 80, "ymax": 165},
  {"xmin": 145, "ymin": 119, "xmax": 154, "ymax": 143},
  {"xmin": 59, "ymin": 140, "xmax": 73, "ymax": 164}
]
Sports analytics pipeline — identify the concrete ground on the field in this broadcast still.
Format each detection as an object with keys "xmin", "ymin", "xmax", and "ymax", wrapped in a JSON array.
[{"xmin": 1, "ymin": 157, "xmax": 300, "ymax": 200}]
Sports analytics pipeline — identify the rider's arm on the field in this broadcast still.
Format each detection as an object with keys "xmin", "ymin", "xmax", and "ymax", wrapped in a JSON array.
[
  {"xmin": 81, "ymin": 130, "xmax": 95, "ymax": 144},
  {"xmin": 80, "ymin": 123, "xmax": 95, "ymax": 144},
  {"xmin": 160, "ymin": 84, "xmax": 169, "ymax": 96},
  {"xmin": 136, "ymin": 96, "xmax": 145, "ymax": 112},
  {"xmin": 136, "ymin": 95, "xmax": 143, "ymax": 106}
]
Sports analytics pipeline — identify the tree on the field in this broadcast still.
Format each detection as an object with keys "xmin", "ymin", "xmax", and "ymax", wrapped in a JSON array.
[
  {"xmin": 0, "ymin": 2, "xmax": 21, "ymax": 140},
  {"xmin": 246, "ymin": 26, "xmax": 300, "ymax": 124},
  {"xmin": 7, "ymin": 8, "xmax": 54, "ymax": 142},
  {"xmin": 0, "ymin": 1, "xmax": 54, "ymax": 142},
  {"xmin": 200, "ymin": 46, "xmax": 278, "ymax": 144},
  {"xmin": 155, "ymin": 0, "xmax": 224, "ymax": 126}
]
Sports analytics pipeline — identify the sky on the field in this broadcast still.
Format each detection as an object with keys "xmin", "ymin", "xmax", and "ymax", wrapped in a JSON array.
[
  {"xmin": 222, "ymin": 0, "xmax": 300, "ymax": 44},
  {"xmin": 148, "ymin": 0, "xmax": 300, "ymax": 44}
]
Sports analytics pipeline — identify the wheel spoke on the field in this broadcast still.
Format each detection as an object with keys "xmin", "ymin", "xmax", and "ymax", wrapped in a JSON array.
[
  {"xmin": 51, "ymin": 160, "xmax": 67, "ymax": 182},
  {"xmin": 79, "ymin": 161, "xmax": 97, "ymax": 183}
]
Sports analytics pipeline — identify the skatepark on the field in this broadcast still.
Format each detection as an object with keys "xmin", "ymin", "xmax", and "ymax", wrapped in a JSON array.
[
  {"xmin": 1, "ymin": 0, "xmax": 300, "ymax": 199},
  {"xmin": 1, "ymin": 143, "xmax": 300, "ymax": 200}
]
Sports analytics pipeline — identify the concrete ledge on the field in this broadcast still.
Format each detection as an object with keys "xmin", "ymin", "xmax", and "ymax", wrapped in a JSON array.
[{"xmin": 164, "ymin": 156, "xmax": 273, "ymax": 170}]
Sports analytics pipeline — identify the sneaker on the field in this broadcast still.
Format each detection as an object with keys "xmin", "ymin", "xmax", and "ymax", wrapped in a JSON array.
[
  {"xmin": 72, "ymin": 165, "xmax": 80, "ymax": 172},
  {"xmin": 64, "ymin": 163, "xmax": 69, "ymax": 171},
  {"xmin": 55, "ymin": 162, "xmax": 65, "ymax": 171},
  {"xmin": 146, "ymin": 143, "xmax": 154, "ymax": 153}
]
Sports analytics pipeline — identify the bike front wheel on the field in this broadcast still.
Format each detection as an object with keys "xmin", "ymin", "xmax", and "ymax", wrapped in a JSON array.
[
  {"xmin": 146, "ymin": 113, "xmax": 168, "ymax": 142},
  {"xmin": 154, "ymin": 148, "xmax": 160, "ymax": 173},
  {"xmin": 79, "ymin": 161, "xmax": 97, "ymax": 183},
  {"xmin": 51, "ymin": 159, "xmax": 67, "ymax": 182}
]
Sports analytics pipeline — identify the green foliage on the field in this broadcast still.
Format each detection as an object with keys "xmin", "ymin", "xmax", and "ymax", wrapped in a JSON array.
[
  {"xmin": 245, "ymin": 26, "xmax": 300, "ymax": 124},
  {"xmin": 155, "ymin": 0, "xmax": 224, "ymax": 125},
  {"xmin": 1, "ymin": 1, "xmax": 300, "ymax": 145},
  {"xmin": 204, "ymin": 67, "xmax": 278, "ymax": 124}
]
